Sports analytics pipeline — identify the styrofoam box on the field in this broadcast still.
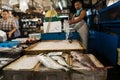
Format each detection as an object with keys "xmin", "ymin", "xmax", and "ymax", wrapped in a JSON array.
[{"xmin": 29, "ymin": 33, "xmax": 41, "ymax": 40}]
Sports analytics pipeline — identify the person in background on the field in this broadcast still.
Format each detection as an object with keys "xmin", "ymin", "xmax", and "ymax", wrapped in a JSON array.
[
  {"xmin": 36, "ymin": 19, "xmax": 43, "ymax": 29},
  {"xmin": 12, "ymin": 14, "xmax": 21, "ymax": 38},
  {"xmin": 0, "ymin": 10, "xmax": 17, "ymax": 40},
  {"xmin": 68, "ymin": 0, "xmax": 88, "ymax": 49}
]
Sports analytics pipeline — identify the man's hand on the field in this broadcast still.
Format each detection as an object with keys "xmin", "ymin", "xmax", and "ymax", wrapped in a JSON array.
[
  {"xmin": 7, "ymin": 31, "xmax": 13, "ymax": 38},
  {"xmin": 68, "ymin": 20, "xmax": 72, "ymax": 25},
  {"xmin": 68, "ymin": 14, "xmax": 76, "ymax": 25},
  {"xmin": 7, "ymin": 27, "xmax": 17, "ymax": 38}
]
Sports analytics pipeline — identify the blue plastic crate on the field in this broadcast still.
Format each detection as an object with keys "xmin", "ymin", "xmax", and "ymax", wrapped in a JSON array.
[
  {"xmin": 99, "ymin": 1, "xmax": 120, "ymax": 24},
  {"xmin": 0, "ymin": 41, "xmax": 19, "ymax": 48}
]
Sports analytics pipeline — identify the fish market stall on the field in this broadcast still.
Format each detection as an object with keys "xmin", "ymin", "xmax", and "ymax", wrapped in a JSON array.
[{"xmin": 3, "ymin": 51, "xmax": 107, "ymax": 80}]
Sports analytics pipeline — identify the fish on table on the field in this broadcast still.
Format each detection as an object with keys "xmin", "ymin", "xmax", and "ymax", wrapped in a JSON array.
[
  {"xmin": 72, "ymin": 59, "xmax": 91, "ymax": 70},
  {"xmin": 47, "ymin": 52, "xmax": 63, "ymax": 56},
  {"xmin": 37, "ymin": 54, "xmax": 69, "ymax": 71},
  {"xmin": 37, "ymin": 53, "xmax": 87, "ymax": 75},
  {"xmin": 50, "ymin": 55, "xmax": 69, "ymax": 67},
  {"xmin": 71, "ymin": 51, "xmax": 97, "ymax": 70}
]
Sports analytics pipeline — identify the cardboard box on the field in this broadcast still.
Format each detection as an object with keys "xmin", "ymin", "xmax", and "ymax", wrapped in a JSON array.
[{"xmin": 117, "ymin": 48, "xmax": 120, "ymax": 65}]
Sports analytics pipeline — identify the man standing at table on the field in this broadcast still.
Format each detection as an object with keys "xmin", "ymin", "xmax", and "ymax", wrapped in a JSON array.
[
  {"xmin": 0, "ymin": 10, "xmax": 17, "ymax": 40},
  {"xmin": 69, "ymin": 0, "xmax": 88, "ymax": 49}
]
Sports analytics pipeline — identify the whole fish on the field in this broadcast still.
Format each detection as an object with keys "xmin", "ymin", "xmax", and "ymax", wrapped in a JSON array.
[
  {"xmin": 71, "ymin": 51, "xmax": 96, "ymax": 70},
  {"xmin": 50, "ymin": 55, "xmax": 87, "ymax": 75},
  {"xmin": 47, "ymin": 52, "xmax": 63, "ymax": 56},
  {"xmin": 50, "ymin": 55, "xmax": 69, "ymax": 67},
  {"xmin": 37, "ymin": 54, "xmax": 69, "ymax": 71},
  {"xmin": 72, "ymin": 59, "xmax": 91, "ymax": 70}
]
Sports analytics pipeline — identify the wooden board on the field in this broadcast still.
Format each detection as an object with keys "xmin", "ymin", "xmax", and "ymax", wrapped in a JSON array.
[
  {"xmin": 4, "ymin": 55, "xmax": 39, "ymax": 70},
  {"xmin": 24, "ymin": 40, "xmax": 84, "ymax": 54}
]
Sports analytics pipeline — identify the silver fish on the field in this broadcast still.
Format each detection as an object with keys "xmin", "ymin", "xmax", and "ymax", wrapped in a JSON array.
[
  {"xmin": 37, "ymin": 54, "xmax": 69, "ymax": 71},
  {"xmin": 47, "ymin": 52, "xmax": 63, "ymax": 56},
  {"xmin": 50, "ymin": 55, "xmax": 87, "ymax": 75},
  {"xmin": 50, "ymin": 55, "xmax": 69, "ymax": 67}
]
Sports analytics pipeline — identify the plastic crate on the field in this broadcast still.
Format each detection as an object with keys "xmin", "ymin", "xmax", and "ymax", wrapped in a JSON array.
[
  {"xmin": 99, "ymin": 1, "xmax": 120, "ymax": 24},
  {"xmin": 45, "ymin": 17, "xmax": 61, "ymax": 22},
  {"xmin": 0, "ymin": 41, "xmax": 19, "ymax": 48}
]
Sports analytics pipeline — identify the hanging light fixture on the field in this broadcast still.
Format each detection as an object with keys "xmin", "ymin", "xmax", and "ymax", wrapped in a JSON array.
[{"xmin": 58, "ymin": 1, "xmax": 63, "ymax": 10}]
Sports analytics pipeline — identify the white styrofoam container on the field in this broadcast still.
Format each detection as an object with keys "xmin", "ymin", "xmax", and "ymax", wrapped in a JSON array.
[
  {"xmin": 29, "ymin": 33, "xmax": 41, "ymax": 40},
  {"xmin": 0, "ymin": 30, "xmax": 7, "ymax": 42}
]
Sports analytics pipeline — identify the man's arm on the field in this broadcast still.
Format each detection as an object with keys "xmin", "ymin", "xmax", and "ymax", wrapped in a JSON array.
[
  {"xmin": 71, "ymin": 14, "xmax": 76, "ymax": 21},
  {"xmin": 69, "ymin": 10, "xmax": 86, "ymax": 25},
  {"xmin": 8, "ymin": 27, "xmax": 16, "ymax": 38},
  {"xmin": 8, "ymin": 21, "xmax": 17, "ymax": 38},
  {"xmin": 8, "ymin": 27, "xmax": 17, "ymax": 38}
]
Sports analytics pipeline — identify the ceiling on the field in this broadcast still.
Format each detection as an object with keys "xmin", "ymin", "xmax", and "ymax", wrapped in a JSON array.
[
  {"xmin": 0, "ymin": 0, "xmax": 69, "ymax": 13},
  {"xmin": 0, "ymin": 0, "xmax": 117, "ymax": 14}
]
